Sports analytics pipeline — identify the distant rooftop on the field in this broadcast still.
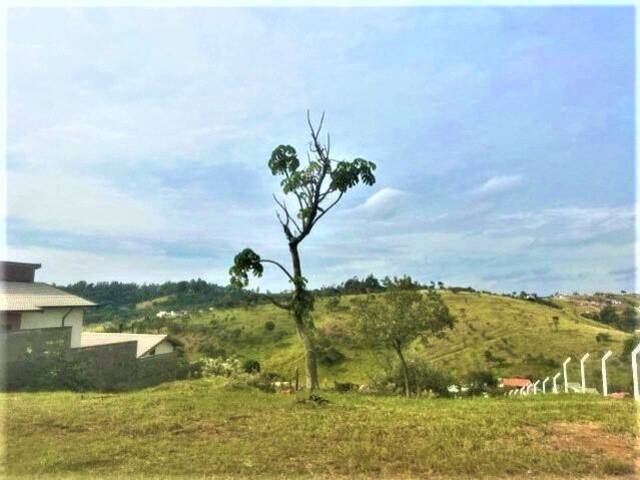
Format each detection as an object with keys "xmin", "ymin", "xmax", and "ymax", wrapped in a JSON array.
[
  {"xmin": 80, "ymin": 332, "xmax": 180, "ymax": 358},
  {"xmin": 0, "ymin": 281, "xmax": 96, "ymax": 312},
  {"xmin": 500, "ymin": 378, "xmax": 532, "ymax": 388}
]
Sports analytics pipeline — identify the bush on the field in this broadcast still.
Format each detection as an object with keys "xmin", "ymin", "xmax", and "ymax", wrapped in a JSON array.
[
  {"xmin": 596, "ymin": 332, "xmax": 612, "ymax": 343},
  {"xmin": 264, "ymin": 320, "xmax": 276, "ymax": 331},
  {"xmin": 622, "ymin": 335, "xmax": 640, "ymax": 357},
  {"xmin": 201, "ymin": 357, "xmax": 242, "ymax": 377},
  {"xmin": 465, "ymin": 370, "xmax": 498, "ymax": 395},
  {"xmin": 483, "ymin": 349, "xmax": 507, "ymax": 367},
  {"xmin": 380, "ymin": 358, "xmax": 454, "ymax": 397},
  {"xmin": 325, "ymin": 296, "xmax": 345, "ymax": 312},
  {"xmin": 315, "ymin": 336, "xmax": 346, "ymax": 366},
  {"xmin": 334, "ymin": 382, "xmax": 358, "ymax": 392},
  {"xmin": 199, "ymin": 342, "xmax": 226, "ymax": 359},
  {"xmin": 242, "ymin": 359, "xmax": 261, "ymax": 374},
  {"xmin": 245, "ymin": 373, "xmax": 277, "ymax": 392}
]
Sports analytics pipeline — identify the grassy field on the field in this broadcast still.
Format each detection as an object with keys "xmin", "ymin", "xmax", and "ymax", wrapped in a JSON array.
[
  {"xmin": 1, "ymin": 378, "xmax": 637, "ymax": 479},
  {"xmin": 123, "ymin": 290, "xmax": 635, "ymax": 390}
]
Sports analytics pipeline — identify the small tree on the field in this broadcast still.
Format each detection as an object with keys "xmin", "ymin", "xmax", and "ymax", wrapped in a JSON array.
[
  {"xmin": 230, "ymin": 112, "xmax": 376, "ymax": 392},
  {"xmin": 619, "ymin": 306, "xmax": 637, "ymax": 332},
  {"xmin": 552, "ymin": 316, "xmax": 560, "ymax": 332},
  {"xmin": 350, "ymin": 279, "xmax": 455, "ymax": 397}
]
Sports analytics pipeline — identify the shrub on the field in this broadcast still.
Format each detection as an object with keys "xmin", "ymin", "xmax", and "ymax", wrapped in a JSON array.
[
  {"xmin": 319, "ymin": 319, "xmax": 349, "ymax": 342},
  {"xmin": 201, "ymin": 357, "xmax": 242, "ymax": 377},
  {"xmin": 167, "ymin": 321, "xmax": 185, "ymax": 334},
  {"xmin": 264, "ymin": 320, "xmax": 276, "ymax": 331},
  {"xmin": 380, "ymin": 358, "xmax": 454, "ymax": 397},
  {"xmin": 245, "ymin": 373, "xmax": 277, "ymax": 393},
  {"xmin": 315, "ymin": 336, "xmax": 346, "ymax": 366},
  {"xmin": 622, "ymin": 335, "xmax": 640, "ymax": 357},
  {"xmin": 334, "ymin": 382, "xmax": 358, "ymax": 392},
  {"xmin": 242, "ymin": 359, "xmax": 261, "ymax": 374},
  {"xmin": 483, "ymin": 349, "xmax": 507, "ymax": 367},
  {"xmin": 199, "ymin": 342, "xmax": 226, "ymax": 359},
  {"xmin": 595, "ymin": 332, "xmax": 612, "ymax": 343},
  {"xmin": 325, "ymin": 296, "xmax": 342, "ymax": 311},
  {"xmin": 465, "ymin": 370, "xmax": 498, "ymax": 395}
]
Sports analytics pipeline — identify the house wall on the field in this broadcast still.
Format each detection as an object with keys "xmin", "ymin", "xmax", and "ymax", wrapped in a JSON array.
[
  {"xmin": 142, "ymin": 339, "xmax": 175, "ymax": 357},
  {"xmin": 1, "ymin": 327, "xmax": 177, "ymax": 391},
  {"xmin": 0, "ymin": 327, "xmax": 72, "ymax": 390},
  {"xmin": 0, "ymin": 312, "xmax": 22, "ymax": 332},
  {"xmin": 20, "ymin": 308, "xmax": 84, "ymax": 348},
  {"xmin": 69, "ymin": 341, "xmax": 139, "ymax": 391},
  {"xmin": 137, "ymin": 352, "xmax": 178, "ymax": 387},
  {"xmin": 2, "ymin": 326, "xmax": 71, "ymax": 362}
]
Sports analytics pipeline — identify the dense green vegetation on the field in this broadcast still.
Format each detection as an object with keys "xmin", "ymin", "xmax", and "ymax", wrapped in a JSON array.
[
  {"xmin": 581, "ymin": 304, "xmax": 638, "ymax": 332},
  {"xmin": 62, "ymin": 279, "xmax": 258, "ymax": 324}
]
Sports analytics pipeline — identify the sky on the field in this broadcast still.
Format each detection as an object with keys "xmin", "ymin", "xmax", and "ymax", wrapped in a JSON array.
[{"xmin": 5, "ymin": 6, "xmax": 635, "ymax": 294}]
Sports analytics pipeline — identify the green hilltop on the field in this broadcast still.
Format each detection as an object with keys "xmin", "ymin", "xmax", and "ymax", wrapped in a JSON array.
[{"xmin": 102, "ymin": 289, "xmax": 636, "ymax": 391}]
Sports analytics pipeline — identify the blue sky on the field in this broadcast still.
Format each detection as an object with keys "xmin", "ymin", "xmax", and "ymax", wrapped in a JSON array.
[{"xmin": 6, "ymin": 6, "xmax": 635, "ymax": 294}]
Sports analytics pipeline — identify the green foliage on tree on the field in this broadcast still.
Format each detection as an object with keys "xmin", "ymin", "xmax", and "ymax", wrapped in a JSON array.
[
  {"xmin": 229, "ymin": 112, "xmax": 376, "ymax": 391},
  {"xmin": 349, "ymin": 278, "xmax": 455, "ymax": 397}
]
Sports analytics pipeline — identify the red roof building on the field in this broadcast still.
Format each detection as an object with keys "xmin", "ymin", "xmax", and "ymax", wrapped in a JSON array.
[{"xmin": 500, "ymin": 377, "xmax": 532, "ymax": 390}]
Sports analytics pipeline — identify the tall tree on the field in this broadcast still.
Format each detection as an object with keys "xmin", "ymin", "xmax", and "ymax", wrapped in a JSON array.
[
  {"xmin": 349, "ymin": 279, "xmax": 455, "ymax": 397},
  {"xmin": 229, "ymin": 112, "xmax": 376, "ymax": 391}
]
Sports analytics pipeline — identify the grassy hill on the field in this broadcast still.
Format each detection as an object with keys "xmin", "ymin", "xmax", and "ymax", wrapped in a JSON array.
[
  {"xmin": 111, "ymin": 290, "xmax": 635, "ymax": 391},
  {"xmin": 2, "ymin": 379, "xmax": 636, "ymax": 479}
]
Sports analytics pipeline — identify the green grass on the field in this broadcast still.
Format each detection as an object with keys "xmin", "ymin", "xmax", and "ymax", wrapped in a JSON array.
[
  {"xmin": 1, "ymin": 379, "xmax": 637, "ymax": 479},
  {"xmin": 171, "ymin": 291, "xmax": 634, "ymax": 389}
]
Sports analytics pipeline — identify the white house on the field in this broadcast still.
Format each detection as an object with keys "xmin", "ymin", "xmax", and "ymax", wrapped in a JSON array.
[
  {"xmin": 1, "ymin": 261, "xmax": 180, "ymax": 360},
  {"xmin": 1, "ymin": 262, "xmax": 95, "ymax": 348}
]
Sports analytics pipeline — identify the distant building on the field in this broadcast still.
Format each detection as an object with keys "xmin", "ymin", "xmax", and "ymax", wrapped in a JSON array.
[
  {"xmin": 499, "ymin": 377, "xmax": 532, "ymax": 391},
  {"xmin": 1, "ymin": 261, "xmax": 181, "ymax": 390}
]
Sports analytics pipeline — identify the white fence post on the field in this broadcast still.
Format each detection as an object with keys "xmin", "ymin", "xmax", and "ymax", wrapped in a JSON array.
[
  {"xmin": 552, "ymin": 372, "xmax": 561, "ymax": 394},
  {"xmin": 601, "ymin": 350, "xmax": 613, "ymax": 397},
  {"xmin": 542, "ymin": 376, "xmax": 549, "ymax": 394},
  {"xmin": 563, "ymin": 357, "xmax": 571, "ymax": 393},
  {"xmin": 580, "ymin": 353, "xmax": 590, "ymax": 394},
  {"xmin": 632, "ymin": 342, "xmax": 640, "ymax": 401},
  {"xmin": 533, "ymin": 379, "xmax": 540, "ymax": 394}
]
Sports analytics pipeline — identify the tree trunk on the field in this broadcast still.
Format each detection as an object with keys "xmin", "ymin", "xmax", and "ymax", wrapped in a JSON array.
[
  {"xmin": 289, "ymin": 242, "xmax": 319, "ymax": 392},
  {"xmin": 394, "ymin": 344, "xmax": 410, "ymax": 398},
  {"xmin": 295, "ymin": 317, "xmax": 319, "ymax": 391}
]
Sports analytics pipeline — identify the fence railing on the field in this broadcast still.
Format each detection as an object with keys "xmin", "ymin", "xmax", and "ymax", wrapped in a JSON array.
[{"xmin": 511, "ymin": 342, "xmax": 640, "ymax": 400}]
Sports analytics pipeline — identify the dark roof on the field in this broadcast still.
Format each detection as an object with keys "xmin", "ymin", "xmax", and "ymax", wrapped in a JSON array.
[{"xmin": 0, "ymin": 261, "xmax": 42, "ymax": 269}]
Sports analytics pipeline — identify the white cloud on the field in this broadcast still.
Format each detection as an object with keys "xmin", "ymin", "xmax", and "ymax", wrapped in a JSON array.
[
  {"xmin": 470, "ymin": 174, "xmax": 524, "ymax": 197},
  {"xmin": 353, "ymin": 187, "xmax": 408, "ymax": 220}
]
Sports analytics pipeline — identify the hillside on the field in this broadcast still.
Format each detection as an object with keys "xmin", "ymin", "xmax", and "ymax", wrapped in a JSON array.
[
  {"xmin": 96, "ymin": 290, "xmax": 636, "ymax": 391},
  {"xmin": 2, "ymin": 379, "xmax": 636, "ymax": 479}
]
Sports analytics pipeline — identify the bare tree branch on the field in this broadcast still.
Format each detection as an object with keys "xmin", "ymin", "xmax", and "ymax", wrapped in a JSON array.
[
  {"xmin": 273, "ymin": 194, "xmax": 302, "ymax": 235},
  {"xmin": 261, "ymin": 258, "xmax": 295, "ymax": 283},
  {"xmin": 311, "ymin": 191, "xmax": 344, "ymax": 229},
  {"xmin": 262, "ymin": 293, "xmax": 292, "ymax": 310}
]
